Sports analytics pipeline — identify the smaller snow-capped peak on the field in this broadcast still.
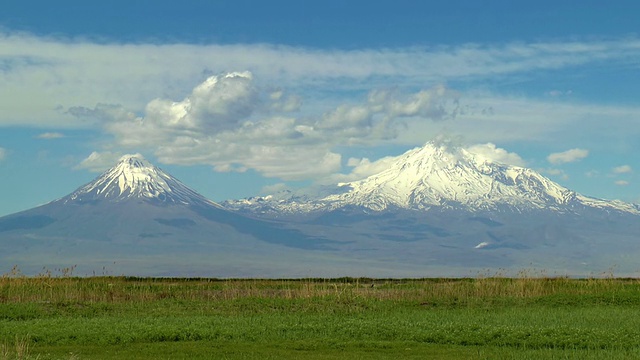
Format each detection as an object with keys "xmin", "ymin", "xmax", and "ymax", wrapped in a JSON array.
[
  {"xmin": 222, "ymin": 189, "xmax": 325, "ymax": 215},
  {"xmin": 64, "ymin": 154, "xmax": 219, "ymax": 206}
]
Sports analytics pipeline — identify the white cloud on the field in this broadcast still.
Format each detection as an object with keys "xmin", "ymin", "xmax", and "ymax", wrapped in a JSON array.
[
  {"xmin": 141, "ymin": 71, "xmax": 257, "ymax": 132},
  {"xmin": 547, "ymin": 148, "xmax": 589, "ymax": 165},
  {"xmin": 393, "ymin": 91, "xmax": 640, "ymax": 149},
  {"xmin": 615, "ymin": 180, "xmax": 629, "ymax": 186},
  {"xmin": 378, "ymin": 85, "xmax": 455, "ymax": 119},
  {"xmin": 36, "ymin": 132, "xmax": 65, "ymax": 139},
  {"xmin": 3, "ymin": 31, "xmax": 640, "ymax": 128},
  {"xmin": 315, "ymin": 86, "xmax": 459, "ymax": 145},
  {"xmin": 75, "ymin": 151, "xmax": 122, "ymax": 172},
  {"xmin": 326, "ymin": 155, "xmax": 399, "ymax": 183},
  {"xmin": 466, "ymin": 143, "xmax": 525, "ymax": 166},
  {"xmin": 613, "ymin": 165, "xmax": 632, "ymax": 174},
  {"xmin": 269, "ymin": 91, "xmax": 302, "ymax": 112}
]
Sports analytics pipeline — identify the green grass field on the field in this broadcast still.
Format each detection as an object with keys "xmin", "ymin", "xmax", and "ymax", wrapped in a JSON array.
[{"xmin": 2, "ymin": 267, "xmax": 640, "ymax": 359}]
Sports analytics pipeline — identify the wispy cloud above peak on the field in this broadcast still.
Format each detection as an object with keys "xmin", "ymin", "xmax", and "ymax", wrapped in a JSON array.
[
  {"xmin": 613, "ymin": 165, "xmax": 633, "ymax": 174},
  {"xmin": 466, "ymin": 143, "xmax": 525, "ymax": 167},
  {"xmin": 75, "ymin": 151, "xmax": 122, "ymax": 173},
  {"xmin": 547, "ymin": 148, "xmax": 589, "ymax": 165},
  {"xmin": 36, "ymin": 132, "xmax": 65, "ymax": 139}
]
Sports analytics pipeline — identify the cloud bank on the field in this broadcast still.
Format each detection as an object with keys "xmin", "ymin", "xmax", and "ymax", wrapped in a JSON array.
[
  {"xmin": 74, "ymin": 72, "xmax": 458, "ymax": 179},
  {"xmin": 65, "ymin": 65, "xmax": 640, "ymax": 182},
  {"xmin": 3, "ymin": 31, "xmax": 640, "ymax": 128}
]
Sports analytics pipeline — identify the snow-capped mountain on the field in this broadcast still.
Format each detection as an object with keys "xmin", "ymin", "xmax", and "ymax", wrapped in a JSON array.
[
  {"xmin": 323, "ymin": 142, "xmax": 639, "ymax": 213},
  {"xmin": 225, "ymin": 142, "xmax": 639, "ymax": 215},
  {"xmin": 0, "ymin": 154, "xmax": 330, "ymax": 276},
  {"xmin": 220, "ymin": 141, "xmax": 640, "ymax": 276},
  {"xmin": 63, "ymin": 154, "xmax": 219, "ymax": 207},
  {"xmin": 2, "ymin": 146, "xmax": 640, "ymax": 277}
]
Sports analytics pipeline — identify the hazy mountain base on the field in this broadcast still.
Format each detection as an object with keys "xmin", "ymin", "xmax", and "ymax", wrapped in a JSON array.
[
  {"xmin": 289, "ymin": 207, "xmax": 640, "ymax": 277},
  {"xmin": 2, "ymin": 205, "xmax": 638, "ymax": 277}
]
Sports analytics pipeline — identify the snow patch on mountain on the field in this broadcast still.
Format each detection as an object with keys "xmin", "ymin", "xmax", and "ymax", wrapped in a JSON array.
[{"xmin": 63, "ymin": 154, "xmax": 219, "ymax": 206}]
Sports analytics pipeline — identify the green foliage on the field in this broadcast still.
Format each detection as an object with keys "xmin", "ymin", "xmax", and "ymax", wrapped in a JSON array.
[{"xmin": 2, "ymin": 271, "xmax": 640, "ymax": 358}]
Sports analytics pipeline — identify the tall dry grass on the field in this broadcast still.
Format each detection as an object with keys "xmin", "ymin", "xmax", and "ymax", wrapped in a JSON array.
[
  {"xmin": 0, "ymin": 335, "xmax": 32, "ymax": 360},
  {"xmin": 1, "ymin": 266, "xmax": 636, "ymax": 306}
]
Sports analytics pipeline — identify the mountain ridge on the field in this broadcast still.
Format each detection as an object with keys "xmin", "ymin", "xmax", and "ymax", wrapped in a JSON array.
[{"xmin": 223, "ymin": 142, "xmax": 639, "ymax": 216}]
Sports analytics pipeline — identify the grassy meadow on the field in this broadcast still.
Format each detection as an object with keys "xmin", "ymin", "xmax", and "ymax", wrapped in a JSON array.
[{"xmin": 2, "ymin": 267, "xmax": 640, "ymax": 359}]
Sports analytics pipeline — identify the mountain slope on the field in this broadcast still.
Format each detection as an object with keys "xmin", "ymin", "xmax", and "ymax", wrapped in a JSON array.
[
  {"xmin": 219, "ymin": 142, "xmax": 640, "ymax": 276},
  {"xmin": 0, "ymin": 155, "xmax": 337, "ymax": 276},
  {"xmin": 225, "ymin": 142, "xmax": 639, "ymax": 215},
  {"xmin": 324, "ymin": 143, "xmax": 639, "ymax": 213},
  {"xmin": 63, "ymin": 154, "xmax": 219, "ymax": 207}
]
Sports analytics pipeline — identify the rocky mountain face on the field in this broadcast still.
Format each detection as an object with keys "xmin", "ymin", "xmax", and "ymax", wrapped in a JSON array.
[{"xmin": 1, "ymin": 148, "xmax": 639, "ymax": 277}]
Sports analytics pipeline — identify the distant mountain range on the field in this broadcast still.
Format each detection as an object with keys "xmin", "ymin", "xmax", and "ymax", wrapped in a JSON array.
[
  {"xmin": 2, "ymin": 143, "xmax": 639, "ymax": 277},
  {"xmin": 224, "ymin": 142, "xmax": 639, "ymax": 215}
]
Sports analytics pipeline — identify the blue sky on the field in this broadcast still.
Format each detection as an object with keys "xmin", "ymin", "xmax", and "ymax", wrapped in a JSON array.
[{"xmin": 1, "ymin": 1, "xmax": 639, "ymax": 216}]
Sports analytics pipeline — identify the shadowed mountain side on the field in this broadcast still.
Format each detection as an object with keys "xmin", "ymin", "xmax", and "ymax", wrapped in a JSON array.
[
  {"xmin": 188, "ymin": 204, "xmax": 338, "ymax": 250},
  {"xmin": 0, "ymin": 214, "xmax": 55, "ymax": 232},
  {"xmin": 0, "ymin": 202, "xmax": 368, "ymax": 277},
  {"xmin": 0, "ymin": 200, "xmax": 335, "ymax": 250},
  {"xmin": 222, "ymin": 201, "xmax": 640, "ymax": 276}
]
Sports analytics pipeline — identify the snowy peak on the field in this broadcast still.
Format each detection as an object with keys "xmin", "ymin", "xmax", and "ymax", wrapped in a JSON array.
[
  {"xmin": 96, "ymin": 154, "xmax": 174, "ymax": 198},
  {"xmin": 225, "ymin": 141, "xmax": 640, "ymax": 215},
  {"xmin": 327, "ymin": 142, "xmax": 640, "ymax": 214},
  {"xmin": 325, "ymin": 142, "xmax": 578, "ymax": 211},
  {"xmin": 63, "ymin": 154, "xmax": 218, "ymax": 206}
]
